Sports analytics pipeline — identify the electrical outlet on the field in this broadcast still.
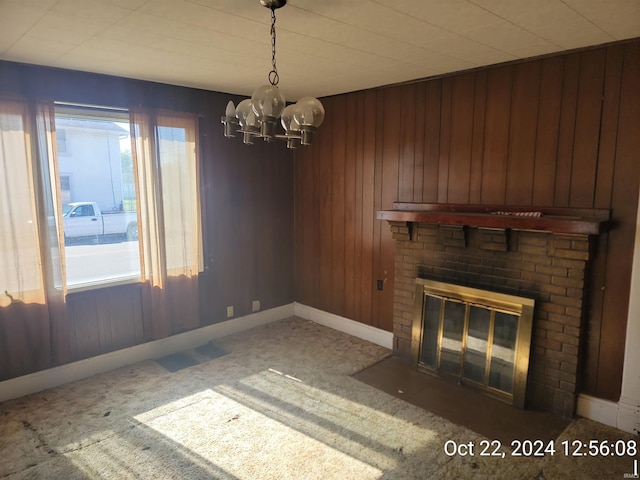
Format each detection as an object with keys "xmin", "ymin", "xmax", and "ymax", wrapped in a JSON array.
[
  {"xmin": 226, "ymin": 306, "xmax": 234, "ymax": 318},
  {"xmin": 252, "ymin": 300, "xmax": 261, "ymax": 312}
]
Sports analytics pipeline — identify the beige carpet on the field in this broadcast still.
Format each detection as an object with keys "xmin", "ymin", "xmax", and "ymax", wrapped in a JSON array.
[{"xmin": 0, "ymin": 317, "xmax": 637, "ymax": 479}]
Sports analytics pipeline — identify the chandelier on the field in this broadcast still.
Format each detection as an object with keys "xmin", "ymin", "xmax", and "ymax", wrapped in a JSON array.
[{"xmin": 221, "ymin": 0, "xmax": 325, "ymax": 149}]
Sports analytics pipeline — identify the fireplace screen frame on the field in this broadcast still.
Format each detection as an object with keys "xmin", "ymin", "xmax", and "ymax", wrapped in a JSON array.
[{"xmin": 411, "ymin": 278, "xmax": 535, "ymax": 409}]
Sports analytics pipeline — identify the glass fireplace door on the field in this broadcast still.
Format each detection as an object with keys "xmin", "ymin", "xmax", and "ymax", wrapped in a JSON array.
[{"xmin": 413, "ymin": 279, "xmax": 534, "ymax": 408}]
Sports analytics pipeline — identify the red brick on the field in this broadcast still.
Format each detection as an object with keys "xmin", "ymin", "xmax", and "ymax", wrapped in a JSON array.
[
  {"xmin": 563, "ymin": 325, "xmax": 580, "ymax": 338},
  {"xmin": 521, "ymin": 271, "xmax": 552, "ymax": 284},
  {"xmin": 536, "ymin": 264, "xmax": 569, "ymax": 277},
  {"xmin": 550, "ymin": 294, "xmax": 583, "ymax": 308},
  {"xmin": 535, "ymin": 337, "xmax": 562, "ymax": 351},
  {"xmin": 547, "ymin": 331, "xmax": 580, "ymax": 346},
  {"xmin": 518, "ymin": 244, "xmax": 548, "ymax": 256},
  {"xmin": 562, "ymin": 343, "xmax": 579, "ymax": 356},
  {"xmin": 545, "ymin": 367, "xmax": 576, "ymax": 384},
  {"xmin": 539, "ymin": 283, "xmax": 567, "ymax": 296},
  {"xmin": 548, "ymin": 312, "xmax": 582, "ymax": 327},
  {"xmin": 565, "ymin": 306, "xmax": 582, "ymax": 317},
  {"xmin": 522, "ymin": 254, "xmax": 554, "ymax": 266},
  {"xmin": 567, "ymin": 287, "xmax": 584, "ymax": 300},
  {"xmin": 545, "ymin": 349, "xmax": 578, "ymax": 365},
  {"xmin": 570, "ymin": 239, "xmax": 590, "ymax": 251},
  {"xmin": 518, "ymin": 233, "xmax": 550, "ymax": 246},
  {"xmin": 559, "ymin": 380, "xmax": 577, "ymax": 393},
  {"xmin": 551, "ymin": 276, "xmax": 584, "ymax": 288},
  {"xmin": 555, "ymin": 248, "xmax": 590, "ymax": 261},
  {"xmin": 537, "ymin": 319, "xmax": 564, "ymax": 333}
]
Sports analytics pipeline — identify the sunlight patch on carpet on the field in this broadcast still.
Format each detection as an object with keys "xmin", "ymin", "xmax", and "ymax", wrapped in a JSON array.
[{"xmin": 134, "ymin": 387, "xmax": 386, "ymax": 479}]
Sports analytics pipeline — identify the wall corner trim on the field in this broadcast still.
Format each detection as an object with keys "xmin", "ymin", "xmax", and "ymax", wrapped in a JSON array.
[
  {"xmin": 0, "ymin": 303, "xmax": 295, "ymax": 403},
  {"xmin": 294, "ymin": 303, "xmax": 394, "ymax": 350}
]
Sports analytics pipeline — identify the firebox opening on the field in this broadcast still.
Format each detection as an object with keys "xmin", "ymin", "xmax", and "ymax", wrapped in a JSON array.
[{"xmin": 412, "ymin": 278, "xmax": 534, "ymax": 409}]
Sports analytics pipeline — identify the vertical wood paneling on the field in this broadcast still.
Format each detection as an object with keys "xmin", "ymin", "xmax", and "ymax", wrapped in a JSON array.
[
  {"xmin": 447, "ymin": 73, "xmax": 475, "ymax": 203},
  {"xmin": 318, "ymin": 97, "xmax": 334, "ymax": 312},
  {"xmin": 594, "ymin": 46, "xmax": 624, "ymax": 209},
  {"xmin": 360, "ymin": 90, "xmax": 377, "ymax": 324},
  {"xmin": 413, "ymin": 82, "xmax": 427, "ymax": 202},
  {"xmin": 259, "ymin": 147, "xmax": 293, "ymax": 309},
  {"xmin": 108, "ymin": 286, "xmax": 143, "ymax": 350},
  {"xmin": 294, "ymin": 159, "xmax": 305, "ymax": 301},
  {"xmin": 331, "ymin": 97, "xmax": 347, "ymax": 316},
  {"xmin": 438, "ymin": 78, "xmax": 453, "ymax": 203},
  {"xmin": 595, "ymin": 42, "xmax": 640, "ymax": 400},
  {"xmin": 344, "ymin": 94, "xmax": 358, "ymax": 320},
  {"xmin": 352, "ymin": 92, "xmax": 365, "ymax": 321},
  {"xmin": 469, "ymin": 71, "xmax": 487, "ymax": 204},
  {"xmin": 570, "ymin": 49, "xmax": 606, "ymax": 207},
  {"xmin": 582, "ymin": 46, "xmax": 626, "ymax": 394},
  {"xmin": 239, "ymin": 143, "xmax": 257, "ymax": 314},
  {"xmin": 371, "ymin": 90, "xmax": 385, "ymax": 327},
  {"xmin": 554, "ymin": 53, "xmax": 581, "ymax": 206},
  {"xmin": 422, "ymin": 81, "xmax": 441, "ymax": 202},
  {"xmin": 481, "ymin": 67, "xmax": 512, "ymax": 204},
  {"xmin": 109, "ymin": 293, "xmax": 131, "ymax": 351},
  {"xmin": 297, "ymin": 122, "xmax": 316, "ymax": 305},
  {"xmin": 533, "ymin": 56, "xmax": 563, "ymax": 205},
  {"xmin": 399, "ymin": 84, "xmax": 417, "ymax": 202},
  {"xmin": 70, "ymin": 296, "xmax": 100, "ymax": 360},
  {"xmin": 96, "ymin": 294, "xmax": 112, "ymax": 353},
  {"xmin": 506, "ymin": 61, "xmax": 541, "ymax": 205},
  {"xmin": 292, "ymin": 40, "xmax": 640, "ymax": 403},
  {"xmin": 378, "ymin": 88, "xmax": 402, "ymax": 329},
  {"xmin": 0, "ymin": 304, "xmax": 51, "ymax": 381},
  {"xmin": 65, "ymin": 285, "xmax": 147, "ymax": 361}
]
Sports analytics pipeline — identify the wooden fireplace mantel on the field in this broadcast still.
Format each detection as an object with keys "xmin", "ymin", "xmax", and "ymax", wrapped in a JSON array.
[{"xmin": 377, "ymin": 203, "xmax": 610, "ymax": 235}]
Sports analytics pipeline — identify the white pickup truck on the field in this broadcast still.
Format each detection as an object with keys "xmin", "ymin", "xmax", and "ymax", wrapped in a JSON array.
[{"xmin": 63, "ymin": 202, "xmax": 138, "ymax": 241}]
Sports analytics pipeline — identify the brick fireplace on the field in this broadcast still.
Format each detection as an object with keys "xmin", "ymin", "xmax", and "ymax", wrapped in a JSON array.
[{"xmin": 378, "ymin": 204, "xmax": 609, "ymax": 418}]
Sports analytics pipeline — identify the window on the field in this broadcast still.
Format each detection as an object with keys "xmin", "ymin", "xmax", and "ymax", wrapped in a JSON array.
[
  {"xmin": 60, "ymin": 175, "xmax": 71, "ymax": 205},
  {"xmin": 56, "ymin": 128, "xmax": 68, "ymax": 154},
  {"xmin": 54, "ymin": 106, "xmax": 141, "ymax": 289},
  {"xmin": 1, "ymin": 97, "xmax": 202, "ymax": 330}
]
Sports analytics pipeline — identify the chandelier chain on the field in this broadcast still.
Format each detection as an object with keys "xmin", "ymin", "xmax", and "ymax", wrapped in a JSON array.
[{"xmin": 268, "ymin": 7, "xmax": 279, "ymax": 86}]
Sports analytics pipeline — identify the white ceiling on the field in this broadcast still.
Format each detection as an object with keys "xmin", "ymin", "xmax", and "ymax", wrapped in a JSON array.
[{"xmin": 1, "ymin": 0, "xmax": 639, "ymax": 101}]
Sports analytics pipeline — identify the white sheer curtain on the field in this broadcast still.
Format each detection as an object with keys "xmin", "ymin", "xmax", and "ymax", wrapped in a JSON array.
[
  {"xmin": 130, "ymin": 109, "xmax": 202, "ymax": 338},
  {"xmin": 0, "ymin": 99, "xmax": 67, "ymax": 377},
  {"xmin": 1, "ymin": 100, "xmax": 45, "ymax": 305}
]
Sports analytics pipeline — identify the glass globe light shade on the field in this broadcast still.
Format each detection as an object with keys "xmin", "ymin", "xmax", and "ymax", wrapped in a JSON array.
[
  {"xmin": 235, "ymin": 99, "xmax": 254, "ymax": 128},
  {"xmin": 292, "ymin": 96, "xmax": 325, "ymax": 128},
  {"xmin": 251, "ymin": 84, "xmax": 285, "ymax": 119},
  {"xmin": 281, "ymin": 103, "xmax": 301, "ymax": 149},
  {"xmin": 246, "ymin": 109, "xmax": 259, "ymax": 128},
  {"xmin": 240, "ymin": 109, "xmax": 260, "ymax": 145},
  {"xmin": 281, "ymin": 104, "xmax": 301, "ymax": 133}
]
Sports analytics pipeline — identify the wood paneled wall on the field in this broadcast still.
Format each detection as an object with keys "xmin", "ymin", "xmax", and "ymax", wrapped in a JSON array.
[
  {"xmin": 0, "ymin": 62, "xmax": 294, "ymax": 379},
  {"xmin": 294, "ymin": 40, "xmax": 640, "ymax": 401}
]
